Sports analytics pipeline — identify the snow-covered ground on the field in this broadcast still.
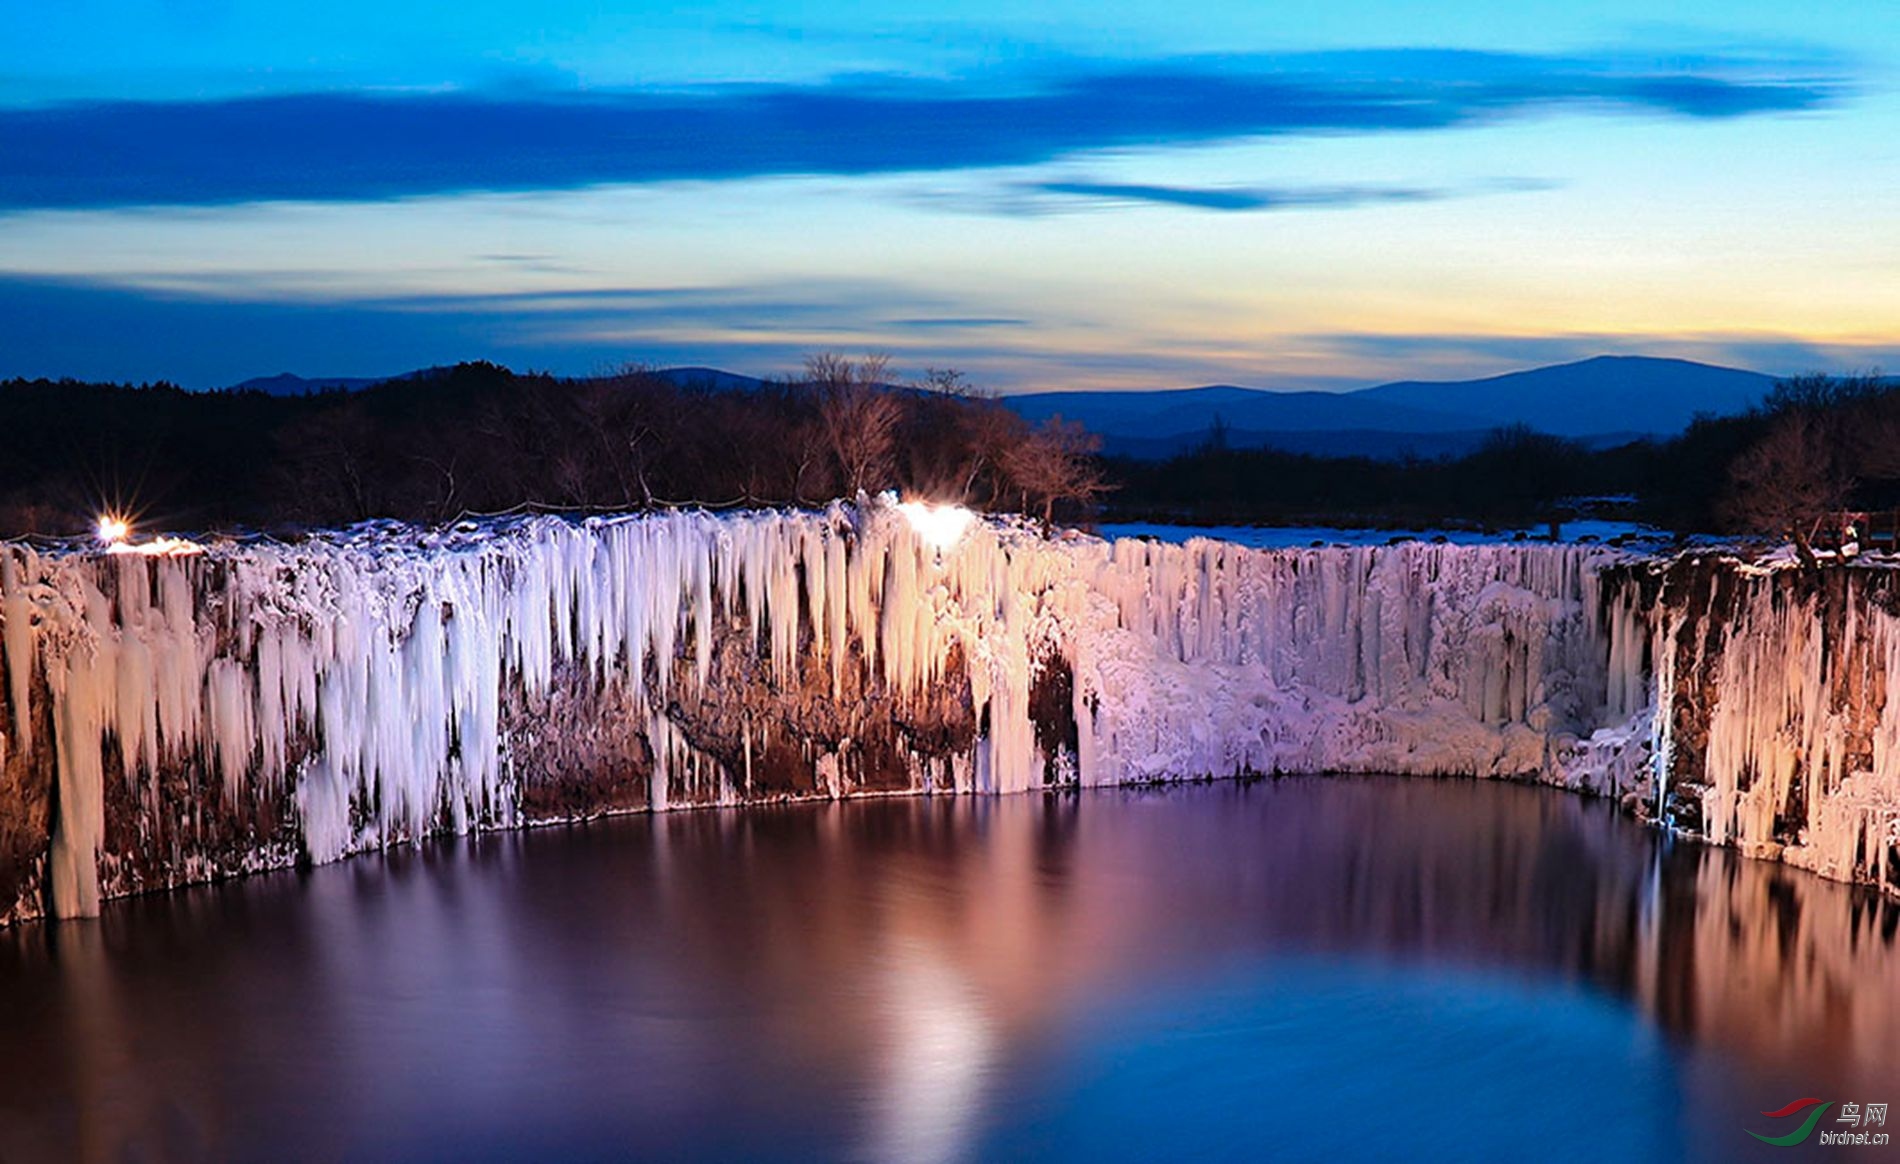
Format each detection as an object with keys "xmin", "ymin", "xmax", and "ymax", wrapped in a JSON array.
[{"xmin": 1099, "ymin": 520, "xmax": 1669, "ymax": 550}]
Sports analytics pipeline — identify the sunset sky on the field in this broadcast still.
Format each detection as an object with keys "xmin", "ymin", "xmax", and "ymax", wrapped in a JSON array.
[{"xmin": 3, "ymin": 2, "xmax": 1896, "ymax": 391}]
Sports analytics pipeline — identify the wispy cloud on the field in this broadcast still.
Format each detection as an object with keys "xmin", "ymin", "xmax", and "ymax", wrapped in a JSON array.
[
  {"xmin": 0, "ymin": 47, "xmax": 1846, "ymax": 209},
  {"xmin": 3, "ymin": 273, "xmax": 1894, "ymax": 393},
  {"xmin": 1028, "ymin": 181, "xmax": 1443, "ymax": 212},
  {"xmin": 0, "ymin": 273, "xmax": 1045, "ymax": 387},
  {"xmin": 899, "ymin": 173, "xmax": 1553, "ymax": 216},
  {"xmin": 1301, "ymin": 330, "xmax": 1900, "ymax": 382},
  {"xmin": 885, "ymin": 317, "xmax": 1030, "ymax": 329}
]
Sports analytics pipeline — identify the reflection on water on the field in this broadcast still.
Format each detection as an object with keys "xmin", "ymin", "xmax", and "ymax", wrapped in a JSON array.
[{"xmin": 1, "ymin": 777, "xmax": 1896, "ymax": 1162}]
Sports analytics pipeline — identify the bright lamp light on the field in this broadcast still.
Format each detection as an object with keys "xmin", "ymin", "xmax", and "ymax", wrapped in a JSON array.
[{"xmin": 897, "ymin": 501, "xmax": 976, "ymax": 553}]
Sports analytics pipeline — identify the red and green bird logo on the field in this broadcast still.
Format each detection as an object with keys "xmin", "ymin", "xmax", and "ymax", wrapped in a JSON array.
[{"xmin": 1748, "ymin": 1098, "xmax": 1832, "ymax": 1146}]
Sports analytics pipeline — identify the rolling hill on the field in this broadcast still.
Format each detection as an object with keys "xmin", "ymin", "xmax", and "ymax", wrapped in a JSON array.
[{"xmin": 1001, "ymin": 356, "xmax": 1774, "ymax": 458}]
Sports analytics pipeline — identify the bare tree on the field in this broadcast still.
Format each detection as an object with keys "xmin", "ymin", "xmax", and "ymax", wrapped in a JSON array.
[
  {"xmin": 894, "ymin": 368, "xmax": 1031, "ymax": 506},
  {"xmin": 807, "ymin": 353, "xmax": 902, "ymax": 497},
  {"xmin": 1761, "ymin": 371, "xmax": 1886, "ymax": 416},
  {"xmin": 1825, "ymin": 372, "xmax": 1900, "ymax": 483},
  {"xmin": 1720, "ymin": 410, "xmax": 1847, "ymax": 568},
  {"xmin": 1000, "ymin": 416, "xmax": 1106, "ymax": 527},
  {"xmin": 273, "ymin": 403, "xmax": 382, "ymax": 522},
  {"xmin": 916, "ymin": 367, "xmax": 972, "ymax": 397},
  {"xmin": 952, "ymin": 398, "xmax": 1029, "ymax": 508}
]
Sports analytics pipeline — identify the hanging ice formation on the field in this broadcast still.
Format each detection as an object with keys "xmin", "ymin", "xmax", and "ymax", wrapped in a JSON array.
[
  {"xmin": 1642, "ymin": 561, "xmax": 1900, "ymax": 889},
  {"xmin": 1, "ymin": 497, "xmax": 1895, "ymax": 923}
]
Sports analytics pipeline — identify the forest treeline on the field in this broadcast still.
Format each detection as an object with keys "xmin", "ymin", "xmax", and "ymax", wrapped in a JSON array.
[
  {"xmin": 0, "ymin": 357, "xmax": 1102, "ymax": 536},
  {"xmin": 0, "ymin": 358, "xmax": 1885, "ymax": 542},
  {"xmin": 1111, "ymin": 372, "xmax": 1898, "ymax": 542}
]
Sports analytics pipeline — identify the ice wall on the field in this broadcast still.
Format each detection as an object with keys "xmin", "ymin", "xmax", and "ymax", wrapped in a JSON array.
[
  {"xmin": 1646, "ymin": 560, "xmax": 1900, "ymax": 889},
  {"xmin": 0, "ymin": 501, "xmax": 1661, "ymax": 923},
  {"xmin": 1071, "ymin": 535, "xmax": 1647, "ymax": 788}
]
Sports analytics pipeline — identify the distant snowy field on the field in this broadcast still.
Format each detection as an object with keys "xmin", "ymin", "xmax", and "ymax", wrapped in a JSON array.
[{"xmin": 1097, "ymin": 520, "xmax": 1667, "ymax": 550}]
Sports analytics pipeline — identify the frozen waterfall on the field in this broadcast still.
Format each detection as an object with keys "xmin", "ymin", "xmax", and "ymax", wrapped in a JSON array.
[{"xmin": 3, "ymin": 498, "xmax": 1890, "ymax": 923}]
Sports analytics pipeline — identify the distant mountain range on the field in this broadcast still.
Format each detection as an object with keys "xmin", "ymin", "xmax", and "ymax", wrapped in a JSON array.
[
  {"xmin": 227, "ymin": 355, "xmax": 1777, "ymax": 460},
  {"xmin": 230, "ymin": 365, "xmax": 766, "ymax": 397},
  {"xmin": 1005, "ymin": 356, "xmax": 1775, "ymax": 458},
  {"xmin": 229, "ymin": 369, "xmax": 442, "ymax": 395}
]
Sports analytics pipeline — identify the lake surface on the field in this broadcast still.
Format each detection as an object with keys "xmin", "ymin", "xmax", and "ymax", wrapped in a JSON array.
[{"xmin": 3, "ymin": 777, "xmax": 1897, "ymax": 1163}]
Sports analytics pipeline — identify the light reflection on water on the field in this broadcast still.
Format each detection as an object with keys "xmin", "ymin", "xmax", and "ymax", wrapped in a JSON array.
[{"xmin": 1, "ymin": 777, "xmax": 1896, "ymax": 1162}]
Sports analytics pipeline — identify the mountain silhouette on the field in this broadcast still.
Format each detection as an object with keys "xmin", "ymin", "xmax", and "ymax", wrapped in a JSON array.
[
  {"xmin": 1004, "ymin": 355, "xmax": 1773, "ymax": 457},
  {"xmin": 222, "ymin": 355, "xmax": 1776, "ymax": 458}
]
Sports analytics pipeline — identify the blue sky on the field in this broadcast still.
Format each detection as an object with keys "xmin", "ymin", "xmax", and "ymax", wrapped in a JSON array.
[{"xmin": 2, "ymin": 3, "xmax": 1896, "ymax": 390}]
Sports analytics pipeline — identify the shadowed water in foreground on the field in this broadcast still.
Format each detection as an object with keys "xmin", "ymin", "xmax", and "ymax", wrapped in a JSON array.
[{"xmin": 2, "ymin": 776, "xmax": 1897, "ymax": 1162}]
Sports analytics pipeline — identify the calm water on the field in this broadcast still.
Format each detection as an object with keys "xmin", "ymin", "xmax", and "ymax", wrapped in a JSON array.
[{"xmin": 3, "ymin": 777, "xmax": 1897, "ymax": 1163}]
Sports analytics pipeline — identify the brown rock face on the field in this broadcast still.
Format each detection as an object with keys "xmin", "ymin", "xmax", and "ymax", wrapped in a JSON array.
[
  {"xmin": 0, "ymin": 653, "xmax": 53, "ymax": 926},
  {"xmin": 507, "ymin": 611, "xmax": 983, "ymax": 815},
  {"xmin": 509, "ymin": 663, "xmax": 655, "ymax": 820},
  {"xmin": 1651, "ymin": 556, "xmax": 1744, "ymax": 831},
  {"xmin": 1029, "ymin": 652, "xmax": 1078, "ymax": 787},
  {"xmin": 96, "ymin": 741, "xmax": 305, "ymax": 904}
]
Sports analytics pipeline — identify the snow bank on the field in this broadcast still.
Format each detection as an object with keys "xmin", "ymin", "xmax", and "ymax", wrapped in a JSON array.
[{"xmin": 1097, "ymin": 520, "xmax": 1667, "ymax": 550}]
